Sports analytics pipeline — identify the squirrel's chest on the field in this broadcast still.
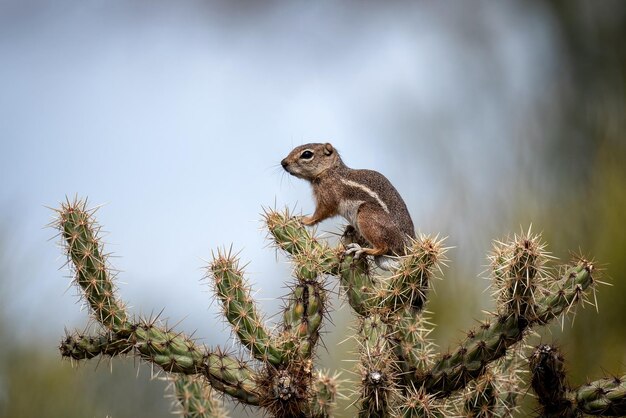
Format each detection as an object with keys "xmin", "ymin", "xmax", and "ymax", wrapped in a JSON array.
[{"xmin": 337, "ymin": 199, "xmax": 364, "ymax": 230}]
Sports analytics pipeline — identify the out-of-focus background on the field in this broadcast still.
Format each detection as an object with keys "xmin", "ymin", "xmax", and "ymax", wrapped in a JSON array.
[{"xmin": 0, "ymin": 0, "xmax": 624, "ymax": 416}]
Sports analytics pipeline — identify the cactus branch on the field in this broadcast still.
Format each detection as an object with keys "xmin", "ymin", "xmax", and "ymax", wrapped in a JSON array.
[
  {"xmin": 530, "ymin": 344, "xmax": 626, "ymax": 417},
  {"xmin": 54, "ymin": 197, "xmax": 128, "ymax": 331},
  {"xmin": 170, "ymin": 375, "xmax": 230, "ymax": 418},
  {"xmin": 209, "ymin": 249, "xmax": 283, "ymax": 366}
]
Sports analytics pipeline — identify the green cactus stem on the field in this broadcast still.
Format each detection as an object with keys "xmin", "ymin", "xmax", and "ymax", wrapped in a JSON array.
[
  {"xmin": 171, "ymin": 375, "xmax": 229, "ymax": 418},
  {"xmin": 411, "ymin": 260, "xmax": 593, "ymax": 396},
  {"xmin": 357, "ymin": 312, "xmax": 397, "ymax": 418},
  {"xmin": 53, "ymin": 198, "xmax": 128, "ymax": 331},
  {"xmin": 60, "ymin": 331, "xmax": 131, "ymax": 359},
  {"xmin": 338, "ymin": 255, "xmax": 378, "ymax": 316},
  {"xmin": 574, "ymin": 375, "xmax": 626, "ymax": 416},
  {"xmin": 391, "ymin": 307, "xmax": 435, "ymax": 380},
  {"xmin": 398, "ymin": 387, "xmax": 445, "ymax": 418},
  {"xmin": 308, "ymin": 371, "xmax": 339, "ymax": 418},
  {"xmin": 281, "ymin": 281, "xmax": 326, "ymax": 361},
  {"xmin": 60, "ymin": 327, "xmax": 259, "ymax": 404},
  {"xmin": 463, "ymin": 371, "xmax": 499, "ymax": 418},
  {"xmin": 264, "ymin": 209, "xmax": 338, "ymax": 276},
  {"xmin": 379, "ymin": 234, "xmax": 445, "ymax": 313},
  {"xmin": 530, "ymin": 344, "xmax": 626, "ymax": 417},
  {"xmin": 209, "ymin": 249, "xmax": 283, "ymax": 366}
]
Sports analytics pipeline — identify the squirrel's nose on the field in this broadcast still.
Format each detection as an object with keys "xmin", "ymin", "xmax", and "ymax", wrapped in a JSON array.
[{"xmin": 281, "ymin": 159, "xmax": 288, "ymax": 169}]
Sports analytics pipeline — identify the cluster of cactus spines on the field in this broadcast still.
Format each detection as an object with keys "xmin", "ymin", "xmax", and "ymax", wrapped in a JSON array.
[
  {"xmin": 309, "ymin": 371, "xmax": 340, "ymax": 418},
  {"xmin": 54, "ymin": 198, "xmax": 626, "ymax": 417},
  {"xmin": 530, "ymin": 344, "xmax": 626, "ymax": 417},
  {"xmin": 399, "ymin": 386, "xmax": 445, "ymax": 418}
]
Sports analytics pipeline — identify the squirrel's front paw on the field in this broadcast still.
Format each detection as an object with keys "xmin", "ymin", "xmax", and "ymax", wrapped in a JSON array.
[
  {"xmin": 300, "ymin": 216, "xmax": 317, "ymax": 226},
  {"xmin": 344, "ymin": 243, "xmax": 366, "ymax": 259}
]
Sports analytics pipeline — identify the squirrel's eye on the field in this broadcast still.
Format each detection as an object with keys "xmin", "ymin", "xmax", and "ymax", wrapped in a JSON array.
[{"xmin": 300, "ymin": 150, "xmax": 314, "ymax": 160}]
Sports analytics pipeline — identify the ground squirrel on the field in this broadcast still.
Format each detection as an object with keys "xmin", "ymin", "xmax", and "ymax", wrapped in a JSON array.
[{"xmin": 281, "ymin": 143, "xmax": 415, "ymax": 269}]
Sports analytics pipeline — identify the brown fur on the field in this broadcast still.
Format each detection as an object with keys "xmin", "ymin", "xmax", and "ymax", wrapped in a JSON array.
[{"xmin": 281, "ymin": 143, "xmax": 415, "ymax": 256}]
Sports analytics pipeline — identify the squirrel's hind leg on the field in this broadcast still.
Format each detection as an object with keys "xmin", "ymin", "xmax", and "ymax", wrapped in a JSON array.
[{"xmin": 352, "ymin": 203, "xmax": 403, "ymax": 257}]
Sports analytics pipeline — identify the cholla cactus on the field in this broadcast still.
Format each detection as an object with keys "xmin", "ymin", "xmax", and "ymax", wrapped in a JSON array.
[{"xmin": 53, "ymin": 197, "xmax": 625, "ymax": 417}]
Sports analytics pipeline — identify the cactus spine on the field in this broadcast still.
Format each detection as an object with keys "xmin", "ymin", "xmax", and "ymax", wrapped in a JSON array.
[{"xmin": 53, "ymin": 197, "xmax": 625, "ymax": 417}]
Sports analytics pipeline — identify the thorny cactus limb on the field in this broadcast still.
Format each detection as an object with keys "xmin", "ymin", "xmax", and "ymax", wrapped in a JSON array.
[
  {"xmin": 60, "ymin": 325, "xmax": 259, "ymax": 404},
  {"xmin": 356, "ymin": 313, "xmax": 397, "ymax": 418},
  {"xmin": 169, "ymin": 375, "xmax": 229, "ymax": 418},
  {"xmin": 309, "ymin": 371, "xmax": 340, "ymax": 418},
  {"xmin": 530, "ymin": 344, "xmax": 626, "ymax": 417},
  {"xmin": 54, "ymin": 199, "xmax": 624, "ymax": 417},
  {"xmin": 462, "ymin": 371, "xmax": 499, "ymax": 418},
  {"xmin": 280, "ymin": 281, "xmax": 326, "ymax": 361},
  {"xmin": 210, "ymin": 250, "xmax": 283, "ymax": 365},
  {"xmin": 408, "ymin": 237, "xmax": 595, "ymax": 396},
  {"xmin": 399, "ymin": 387, "xmax": 446, "ymax": 418},
  {"xmin": 54, "ymin": 199, "xmax": 128, "ymax": 331}
]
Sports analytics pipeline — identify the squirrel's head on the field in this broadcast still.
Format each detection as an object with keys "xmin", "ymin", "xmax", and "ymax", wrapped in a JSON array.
[{"xmin": 281, "ymin": 143, "xmax": 342, "ymax": 180}]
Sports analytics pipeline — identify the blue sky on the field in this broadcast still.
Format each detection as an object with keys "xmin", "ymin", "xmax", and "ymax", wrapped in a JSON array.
[{"xmin": 0, "ymin": 1, "xmax": 558, "ymax": 348}]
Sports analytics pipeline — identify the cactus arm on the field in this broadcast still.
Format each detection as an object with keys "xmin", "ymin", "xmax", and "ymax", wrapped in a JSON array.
[
  {"xmin": 530, "ymin": 344, "xmax": 626, "ymax": 417},
  {"xmin": 55, "ymin": 198, "xmax": 128, "ymax": 331},
  {"xmin": 574, "ymin": 375, "xmax": 626, "ymax": 416},
  {"xmin": 171, "ymin": 375, "xmax": 230, "ymax": 418},
  {"xmin": 209, "ymin": 251, "xmax": 283, "ymax": 366},
  {"xmin": 264, "ymin": 209, "xmax": 338, "ymax": 275},
  {"xmin": 535, "ymin": 262, "xmax": 595, "ymax": 323},
  {"xmin": 398, "ymin": 388, "xmax": 445, "ymax": 418},
  {"xmin": 380, "ymin": 235, "xmax": 444, "ymax": 313},
  {"xmin": 60, "ymin": 331, "xmax": 132, "ymax": 359},
  {"xmin": 357, "ymin": 313, "xmax": 397, "ymax": 418},
  {"xmin": 308, "ymin": 371, "xmax": 338, "ymax": 418},
  {"xmin": 412, "ymin": 260, "xmax": 593, "ymax": 396},
  {"xmin": 462, "ymin": 371, "xmax": 499, "ymax": 418},
  {"xmin": 281, "ymin": 282, "xmax": 326, "ymax": 360},
  {"xmin": 59, "ymin": 328, "xmax": 260, "ymax": 405},
  {"xmin": 337, "ymin": 256, "xmax": 379, "ymax": 316}
]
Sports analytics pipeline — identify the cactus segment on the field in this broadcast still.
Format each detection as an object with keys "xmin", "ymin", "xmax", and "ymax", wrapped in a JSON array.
[
  {"xmin": 282, "ymin": 282, "xmax": 326, "ymax": 360},
  {"xmin": 530, "ymin": 344, "xmax": 626, "ymax": 417},
  {"xmin": 357, "ymin": 313, "xmax": 397, "ymax": 418},
  {"xmin": 398, "ymin": 387, "xmax": 445, "ymax": 418},
  {"xmin": 60, "ymin": 326, "xmax": 260, "ymax": 405},
  {"xmin": 391, "ymin": 307, "xmax": 435, "ymax": 378},
  {"xmin": 462, "ymin": 371, "xmax": 499, "ymax": 418},
  {"xmin": 338, "ymin": 255, "xmax": 378, "ymax": 316},
  {"xmin": 60, "ymin": 331, "xmax": 131, "ymax": 359},
  {"xmin": 203, "ymin": 349, "xmax": 260, "ymax": 405},
  {"xmin": 535, "ymin": 261, "xmax": 595, "ymax": 323},
  {"xmin": 264, "ymin": 209, "xmax": 337, "ymax": 276},
  {"xmin": 171, "ymin": 375, "xmax": 230, "ymax": 418},
  {"xmin": 210, "ymin": 250, "xmax": 283, "ymax": 366},
  {"xmin": 492, "ymin": 233, "xmax": 548, "ymax": 320},
  {"xmin": 309, "ymin": 371, "xmax": 339, "ymax": 418},
  {"xmin": 491, "ymin": 353, "xmax": 523, "ymax": 417},
  {"xmin": 55, "ymin": 197, "xmax": 128, "ymax": 331},
  {"xmin": 410, "ymin": 260, "xmax": 593, "ymax": 396},
  {"xmin": 381, "ymin": 234, "xmax": 446, "ymax": 313},
  {"xmin": 574, "ymin": 375, "xmax": 626, "ymax": 416},
  {"xmin": 529, "ymin": 344, "xmax": 575, "ymax": 417}
]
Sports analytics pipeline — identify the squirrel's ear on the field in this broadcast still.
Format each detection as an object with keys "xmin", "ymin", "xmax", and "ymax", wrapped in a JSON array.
[{"xmin": 323, "ymin": 143, "xmax": 334, "ymax": 155}]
